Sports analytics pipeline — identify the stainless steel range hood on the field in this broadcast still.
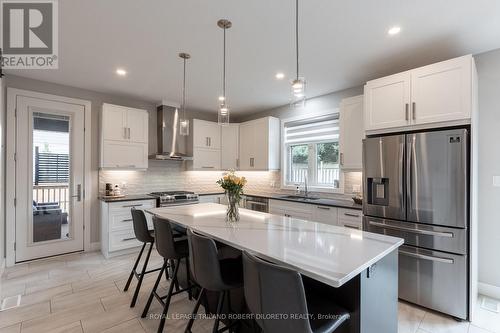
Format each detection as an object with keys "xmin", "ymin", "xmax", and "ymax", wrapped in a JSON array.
[{"xmin": 149, "ymin": 105, "xmax": 192, "ymax": 161}]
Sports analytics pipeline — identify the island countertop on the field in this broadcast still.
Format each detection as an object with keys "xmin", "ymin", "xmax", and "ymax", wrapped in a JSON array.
[{"xmin": 146, "ymin": 203, "xmax": 403, "ymax": 288}]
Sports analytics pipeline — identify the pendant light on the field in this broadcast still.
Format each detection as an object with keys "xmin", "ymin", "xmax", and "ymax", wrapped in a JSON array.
[
  {"xmin": 291, "ymin": 0, "xmax": 306, "ymax": 108},
  {"xmin": 178, "ymin": 52, "xmax": 190, "ymax": 136},
  {"xmin": 217, "ymin": 19, "xmax": 231, "ymax": 125}
]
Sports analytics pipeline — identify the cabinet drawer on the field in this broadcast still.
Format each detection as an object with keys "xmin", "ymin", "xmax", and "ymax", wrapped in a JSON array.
[
  {"xmin": 312, "ymin": 205, "xmax": 338, "ymax": 225},
  {"xmin": 108, "ymin": 200, "xmax": 155, "ymax": 231},
  {"xmin": 109, "ymin": 230, "xmax": 142, "ymax": 252},
  {"xmin": 338, "ymin": 208, "xmax": 362, "ymax": 229},
  {"xmin": 109, "ymin": 200, "xmax": 155, "ymax": 213}
]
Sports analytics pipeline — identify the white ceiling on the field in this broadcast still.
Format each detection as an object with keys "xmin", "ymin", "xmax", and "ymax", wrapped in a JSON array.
[{"xmin": 6, "ymin": 0, "xmax": 500, "ymax": 115}]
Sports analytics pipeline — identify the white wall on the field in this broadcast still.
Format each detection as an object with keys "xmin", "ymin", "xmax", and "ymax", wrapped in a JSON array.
[{"xmin": 475, "ymin": 48, "xmax": 500, "ymax": 290}]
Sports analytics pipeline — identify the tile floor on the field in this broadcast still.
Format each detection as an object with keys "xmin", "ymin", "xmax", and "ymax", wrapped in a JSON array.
[{"xmin": 0, "ymin": 251, "xmax": 499, "ymax": 333}]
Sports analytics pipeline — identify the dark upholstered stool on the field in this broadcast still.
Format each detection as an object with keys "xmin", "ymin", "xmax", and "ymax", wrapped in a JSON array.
[
  {"xmin": 242, "ymin": 251, "xmax": 350, "ymax": 333},
  {"xmin": 124, "ymin": 208, "xmax": 162, "ymax": 307},
  {"xmin": 185, "ymin": 229, "xmax": 243, "ymax": 333},
  {"xmin": 141, "ymin": 216, "xmax": 194, "ymax": 333}
]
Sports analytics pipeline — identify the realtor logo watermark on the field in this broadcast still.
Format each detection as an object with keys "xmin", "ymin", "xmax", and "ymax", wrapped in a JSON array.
[{"xmin": 1, "ymin": 0, "xmax": 58, "ymax": 69}]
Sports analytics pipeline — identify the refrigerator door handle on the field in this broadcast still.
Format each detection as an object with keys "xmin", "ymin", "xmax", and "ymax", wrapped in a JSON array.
[
  {"xmin": 399, "ymin": 248, "xmax": 454, "ymax": 264},
  {"xmin": 368, "ymin": 221, "xmax": 454, "ymax": 238}
]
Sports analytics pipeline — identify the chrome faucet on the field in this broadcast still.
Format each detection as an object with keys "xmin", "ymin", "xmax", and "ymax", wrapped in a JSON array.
[{"xmin": 303, "ymin": 175, "xmax": 309, "ymax": 197}]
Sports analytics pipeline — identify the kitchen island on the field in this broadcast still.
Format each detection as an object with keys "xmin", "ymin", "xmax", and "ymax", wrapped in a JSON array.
[{"xmin": 147, "ymin": 203, "xmax": 403, "ymax": 333}]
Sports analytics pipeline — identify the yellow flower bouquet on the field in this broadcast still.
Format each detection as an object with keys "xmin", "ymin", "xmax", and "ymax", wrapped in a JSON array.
[{"xmin": 216, "ymin": 170, "xmax": 247, "ymax": 222}]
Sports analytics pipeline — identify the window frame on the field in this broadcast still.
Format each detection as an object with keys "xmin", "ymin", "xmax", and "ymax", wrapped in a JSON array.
[{"xmin": 281, "ymin": 111, "xmax": 344, "ymax": 194}]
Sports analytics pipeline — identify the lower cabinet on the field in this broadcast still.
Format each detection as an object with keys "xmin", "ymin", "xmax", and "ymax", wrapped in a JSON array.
[
  {"xmin": 100, "ymin": 199, "xmax": 156, "ymax": 258},
  {"xmin": 269, "ymin": 199, "xmax": 362, "ymax": 228}
]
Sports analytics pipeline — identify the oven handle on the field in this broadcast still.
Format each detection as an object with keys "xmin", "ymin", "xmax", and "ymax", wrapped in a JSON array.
[
  {"xmin": 399, "ymin": 249, "xmax": 454, "ymax": 264},
  {"xmin": 368, "ymin": 220, "xmax": 454, "ymax": 238}
]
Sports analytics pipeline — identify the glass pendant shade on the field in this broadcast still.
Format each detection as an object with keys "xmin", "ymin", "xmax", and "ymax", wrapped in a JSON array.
[
  {"xmin": 290, "ymin": 77, "xmax": 306, "ymax": 108},
  {"xmin": 218, "ymin": 102, "xmax": 230, "ymax": 125},
  {"xmin": 179, "ymin": 114, "xmax": 189, "ymax": 136},
  {"xmin": 178, "ymin": 52, "xmax": 190, "ymax": 136}
]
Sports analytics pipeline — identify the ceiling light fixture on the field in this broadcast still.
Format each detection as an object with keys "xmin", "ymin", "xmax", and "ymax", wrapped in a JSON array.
[
  {"xmin": 388, "ymin": 26, "xmax": 401, "ymax": 36},
  {"xmin": 290, "ymin": 0, "xmax": 306, "ymax": 108},
  {"xmin": 116, "ymin": 68, "xmax": 127, "ymax": 76},
  {"xmin": 178, "ymin": 52, "xmax": 190, "ymax": 136},
  {"xmin": 275, "ymin": 72, "xmax": 285, "ymax": 80},
  {"xmin": 217, "ymin": 19, "xmax": 232, "ymax": 126}
]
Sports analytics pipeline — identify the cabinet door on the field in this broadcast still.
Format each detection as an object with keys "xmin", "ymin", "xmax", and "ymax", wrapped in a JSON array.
[
  {"xmin": 364, "ymin": 72, "xmax": 411, "ymax": 131},
  {"xmin": 252, "ymin": 118, "xmax": 269, "ymax": 170},
  {"xmin": 239, "ymin": 122, "xmax": 255, "ymax": 169},
  {"xmin": 101, "ymin": 141, "xmax": 148, "ymax": 168},
  {"xmin": 193, "ymin": 120, "xmax": 221, "ymax": 149},
  {"xmin": 193, "ymin": 148, "xmax": 221, "ymax": 170},
  {"xmin": 311, "ymin": 206, "xmax": 338, "ymax": 225},
  {"xmin": 339, "ymin": 96, "xmax": 364, "ymax": 170},
  {"xmin": 127, "ymin": 109, "xmax": 148, "ymax": 143},
  {"xmin": 102, "ymin": 104, "xmax": 127, "ymax": 141},
  {"xmin": 221, "ymin": 124, "xmax": 239, "ymax": 170},
  {"xmin": 411, "ymin": 56, "xmax": 472, "ymax": 125}
]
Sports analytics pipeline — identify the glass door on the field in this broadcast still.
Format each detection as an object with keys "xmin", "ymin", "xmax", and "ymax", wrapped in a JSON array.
[{"xmin": 15, "ymin": 96, "xmax": 85, "ymax": 262}]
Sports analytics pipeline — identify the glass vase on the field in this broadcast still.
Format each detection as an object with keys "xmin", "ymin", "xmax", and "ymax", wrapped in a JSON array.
[{"xmin": 225, "ymin": 191, "xmax": 240, "ymax": 222}]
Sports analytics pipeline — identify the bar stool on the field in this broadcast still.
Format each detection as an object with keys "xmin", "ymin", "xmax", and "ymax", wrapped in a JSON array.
[
  {"xmin": 141, "ymin": 216, "xmax": 194, "ymax": 333},
  {"xmin": 185, "ymin": 229, "xmax": 243, "ymax": 333},
  {"xmin": 124, "ymin": 208, "xmax": 162, "ymax": 308},
  {"xmin": 242, "ymin": 251, "xmax": 350, "ymax": 333}
]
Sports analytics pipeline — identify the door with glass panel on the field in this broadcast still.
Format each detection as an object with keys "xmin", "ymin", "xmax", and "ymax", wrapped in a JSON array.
[{"xmin": 15, "ymin": 96, "xmax": 85, "ymax": 262}]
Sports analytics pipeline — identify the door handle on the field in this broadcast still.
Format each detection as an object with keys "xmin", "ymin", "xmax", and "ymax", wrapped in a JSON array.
[
  {"xmin": 123, "ymin": 127, "xmax": 127, "ymax": 139},
  {"xmin": 316, "ymin": 206, "xmax": 330, "ymax": 210},
  {"xmin": 344, "ymin": 212, "xmax": 360, "ymax": 218},
  {"xmin": 368, "ymin": 220, "xmax": 454, "ymax": 238},
  {"xmin": 71, "ymin": 184, "xmax": 82, "ymax": 202},
  {"xmin": 122, "ymin": 204, "xmax": 143, "ymax": 208},
  {"xmin": 344, "ymin": 224, "xmax": 359, "ymax": 230},
  {"xmin": 121, "ymin": 219, "xmax": 133, "ymax": 222},
  {"xmin": 412, "ymin": 102, "xmax": 416, "ymax": 120},
  {"xmin": 405, "ymin": 103, "xmax": 409, "ymax": 121},
  {"xmin": 399, "ymin": 249, "xmax": 454, "ymax": 264},
  {"xmin": 250, "ymin": 157, "xmax": 254, "ymax": 167},
  {"xmin": 201, "ymin": 166, "xmax": 215, "ymax": 169},
  {"xmin": 122, "ymin": 237, "xmax": 137, "ymax": 242}
]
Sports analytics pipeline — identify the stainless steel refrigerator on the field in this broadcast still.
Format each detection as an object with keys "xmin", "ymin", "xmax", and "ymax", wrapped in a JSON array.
[{"xmin": 362, "ymin": 128, "xmax": 469, "ymax": 320}]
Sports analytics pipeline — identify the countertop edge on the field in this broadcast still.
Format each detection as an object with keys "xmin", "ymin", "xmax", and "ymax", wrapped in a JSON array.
[{"xmin": 99, "ymin": 195, "xmax": 155, "ymax": 203}]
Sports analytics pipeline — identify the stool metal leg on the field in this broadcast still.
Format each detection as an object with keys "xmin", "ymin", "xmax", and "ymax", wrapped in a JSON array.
[
  {"xmin": 124, "ymin": 242, "xmax": 146, "ymax": 292},
  {"xmin": 212, "ymin": 291, "xmax": 225, "ymax": 333},
  {"xmin": 130, "ymin": 242, "xmax": 153, "ymax": 307},
  {"xmin": 157, "ymin": 260, "xmax": 180, "ymax": 333},
  {"xmin": 184, "ymin": 288, "xmax": 205, "ymax": 333},
  {"xmin": 141, "ymin": 262, "xmax": 167, "ymax": 318}
]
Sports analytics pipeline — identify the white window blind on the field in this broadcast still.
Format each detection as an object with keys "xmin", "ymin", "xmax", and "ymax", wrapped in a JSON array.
[{"xmin": 284, "ymin": 114, "xmax": 340, "ymax": 144}]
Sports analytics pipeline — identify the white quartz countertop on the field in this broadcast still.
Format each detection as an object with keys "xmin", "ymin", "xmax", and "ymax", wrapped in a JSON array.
[{"xmin": 146, "ymin": 203, "xmax": 403, "ymax": 288}]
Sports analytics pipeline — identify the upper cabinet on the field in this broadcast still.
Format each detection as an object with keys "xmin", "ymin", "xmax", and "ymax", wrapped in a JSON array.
[
  {"xmin": 364, "ymin": 55, "xmax": 476, "ymax": 133},
  {"xmin": 239, "ymin": 117, "xmax": 280, "ymax": 170},
  {"xmin": 100, "ymin": 103, "xmax": 148, "ymax": 169},
  {"xmin": 193, "ymin": 119, "xmax": 221, "ymax": 150},
  {"xmin": 339, "ymin": 95, "xmax": 364, "ymax": 170},
  {"xmin": 221, "ymin": 124, "xmax": 240, "ymax": 170}
]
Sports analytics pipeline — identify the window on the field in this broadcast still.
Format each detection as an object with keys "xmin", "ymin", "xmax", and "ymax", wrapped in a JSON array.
[{"xmin": 283, "ymin": 114, "xmax": 341, "ymax": 191}]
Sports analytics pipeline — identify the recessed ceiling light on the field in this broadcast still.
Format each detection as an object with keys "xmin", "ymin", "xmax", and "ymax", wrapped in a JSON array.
[
  {"xmin": 116, "ymin": 68, "xmax": 127, "ymax": 76},
  {"xmin": 388, "ymin": 26, "xmax": 401, "ymax": 36},
  {"xmin": 275, "ymin": 72, "xmax": 285, "ymax": 80}
]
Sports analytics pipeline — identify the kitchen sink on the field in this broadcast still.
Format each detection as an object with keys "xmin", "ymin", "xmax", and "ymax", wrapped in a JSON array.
[{"xmin": 279, "ymin": 195, "xmax": 320, "ymax": 201}]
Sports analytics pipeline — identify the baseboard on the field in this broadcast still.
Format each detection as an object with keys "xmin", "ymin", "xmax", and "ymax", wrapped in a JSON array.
[
  {"xmin": 88, "ymin": 242, "xmax": 101, "ymax": 252},
  {"xmin": 479, "ymin": 282, "xmax": 500, "ymax": 300}
]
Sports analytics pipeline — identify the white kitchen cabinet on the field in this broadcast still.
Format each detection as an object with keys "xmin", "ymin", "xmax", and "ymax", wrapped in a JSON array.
[
  {"xmin": 269, "ymin": 199, "xmax": 339, "ymax": 225},
  {"xmin": 193, "ymin": 119, "xmax": 221, "ymax": 149},
  {"xmin": 100, "ymin": 199, "xmax": 156, "ymax": 258},
  {"xmin": 239, "ymin": 117, "xmax": 280, "ymax": 170},
  {"xmin": 199, "ymin": 194, "xmax": 224, "ymax": 204},
  {"xmin": 192, "ymin": 148, "xmax": 221, "ymax": 170},
  {"xmin": 338, "ymin": 208, "xmax": 363, "ymax": 230},
  {"xmin": 364, "ymin": 72, "xmax": 411, "ymax": 131},
  {"xmin": 411, "ymin": 55, "xmax": 472, "ymax": 125},
  {"xmin": 339, "ymin": 95, "xmax": 364, "ymax": 170},
  {"xmin": 221, "ymin": 124, "xmax": 239, "ymax": 170},
  {"xmin": 311, "ymin": 205, "xmax": 338, "ymax": 226},
  {"xmin": 100, "ymin": 103, "xmax": 148, "ymax": 169},
  {"xmin": 364, "ymin": 55, "xmax": 475, "ymax": 133}
]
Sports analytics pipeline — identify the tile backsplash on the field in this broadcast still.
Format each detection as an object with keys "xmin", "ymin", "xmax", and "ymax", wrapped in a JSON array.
[{"xmin": 99, "ymin": 160, "xmax": 362, "ymax": 199}]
